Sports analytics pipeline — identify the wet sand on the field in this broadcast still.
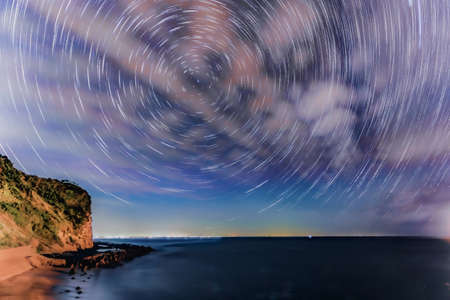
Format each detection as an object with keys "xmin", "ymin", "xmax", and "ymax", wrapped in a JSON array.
[
  {"xmin": 0, "ymin": 246, "xmax": 61, "ymax": 299},
  {"xmin": 0, "ymin": 268, "xmax": 60, "ymax": 300},
  {"xmin": 0, "ymin": 242, "xmax": 154, "ymax": 299}
]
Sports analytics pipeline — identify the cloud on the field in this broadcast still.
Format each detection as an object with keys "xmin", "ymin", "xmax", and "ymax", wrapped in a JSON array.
[
  {"xmin": 296, "ymin": 82, "xmax": 352, "ymax": 121},
  {"xmin": 377, "ymin": 125, "xmax": 450, "ymax": 164},
  {"xmin": 375, "ymin": 183, "xmax": 450, "ymax": 236},
  {"xmin": 311, "ymin": 108, "xmax": 355, "ymax": 136},
  {"xmin": 0, "ymin": 0, "xmax": 449, "ymax": 236}
]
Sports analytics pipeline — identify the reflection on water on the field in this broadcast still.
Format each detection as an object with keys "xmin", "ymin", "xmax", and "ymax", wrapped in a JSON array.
[{"xmin": 56, "ymin": 237, "xmax": 450, "ymax": 300}]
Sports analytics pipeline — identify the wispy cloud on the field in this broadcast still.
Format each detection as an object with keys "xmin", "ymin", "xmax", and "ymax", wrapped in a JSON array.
[{"xmin": 0, "ymin": 0, "xmax": 449, "ymax": 235}]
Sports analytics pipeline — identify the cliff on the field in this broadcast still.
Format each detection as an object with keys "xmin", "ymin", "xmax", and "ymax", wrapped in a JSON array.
[{"xmin": 0, "ymin": 155, "xmax": 93, "ymax": 253}]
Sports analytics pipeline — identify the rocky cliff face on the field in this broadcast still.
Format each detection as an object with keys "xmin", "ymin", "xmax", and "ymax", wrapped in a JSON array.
[{"xmin": 0, "ymin": 155, "xmax": 93, "ymax": 252}]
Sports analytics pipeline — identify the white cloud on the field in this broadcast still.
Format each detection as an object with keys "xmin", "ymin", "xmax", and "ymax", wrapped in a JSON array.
[{"xmin": 297, "ymin": 82, "xmax": 352, "ymax": 121}]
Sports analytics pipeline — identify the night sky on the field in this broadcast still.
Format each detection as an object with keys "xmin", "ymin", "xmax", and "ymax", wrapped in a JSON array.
[{"xmin": 0, "ymin": 0, "xmax": 449, "ymax": 237}]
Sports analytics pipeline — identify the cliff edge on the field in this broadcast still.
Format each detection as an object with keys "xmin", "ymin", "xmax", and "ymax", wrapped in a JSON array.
[{"xmin": 0, "ymin": 155, "xmax": 93, "ymax": 253}]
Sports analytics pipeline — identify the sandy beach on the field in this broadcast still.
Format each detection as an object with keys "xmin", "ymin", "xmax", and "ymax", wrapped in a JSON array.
[
  {"xmin": 0, "ymin": 246, "xmax": 59, "ymax": 299},
  {"xmin": 0, "ymin": 242, "xmax": 154, "ymax": 299},
  {"xmin": 0, "ymin": 268, "xmax": 60, "ymax": 300}
]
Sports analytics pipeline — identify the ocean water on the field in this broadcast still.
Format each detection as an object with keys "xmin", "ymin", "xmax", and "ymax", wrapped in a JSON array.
[{"xmin": 56, "ymin": 237, "xmax": 450, "ymax": 300}]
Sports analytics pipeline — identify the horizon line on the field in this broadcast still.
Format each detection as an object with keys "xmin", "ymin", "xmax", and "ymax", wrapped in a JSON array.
[{"xmin": 93, "ymin": 234, "xmax": 449, "ymax": 239}]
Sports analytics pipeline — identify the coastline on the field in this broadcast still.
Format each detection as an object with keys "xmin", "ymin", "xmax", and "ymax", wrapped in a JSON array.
[{"xmin": 0, "ymin": 242, "xmax": 153, "ymax": 299}]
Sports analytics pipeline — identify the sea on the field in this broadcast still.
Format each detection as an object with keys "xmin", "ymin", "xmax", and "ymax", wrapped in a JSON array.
[{"xmin": 55, "ymin": 237, "xmax": 450, "ymax": 300}]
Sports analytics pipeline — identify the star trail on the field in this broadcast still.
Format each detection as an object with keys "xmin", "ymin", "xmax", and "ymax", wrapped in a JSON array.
[{"xmin": 0, "ymin": 0, "xmax": 449, "ymax": 237}]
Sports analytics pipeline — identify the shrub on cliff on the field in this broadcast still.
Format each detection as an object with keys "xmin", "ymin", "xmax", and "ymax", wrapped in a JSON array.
[{"xmin": 0, "ymin": 155, "xmax": 92, "ymax": 251}]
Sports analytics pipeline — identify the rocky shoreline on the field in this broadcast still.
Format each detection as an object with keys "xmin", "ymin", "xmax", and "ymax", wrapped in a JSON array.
[
  {"xmin": 44, "ymin": 242, "xmax": 154, "ymax": 274},
  {"xmin": 0, "ymin": 242, "xmax": 153, "ymax": 299},
  {"xmin": 0, "ymin": 156, "xmax": 155, "ymax": 298}
]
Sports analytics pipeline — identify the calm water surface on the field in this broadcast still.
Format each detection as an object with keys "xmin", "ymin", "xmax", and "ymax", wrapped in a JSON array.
[{"xmin": 56, "ymin": 237, "xmax": 450, "ymax": 300}]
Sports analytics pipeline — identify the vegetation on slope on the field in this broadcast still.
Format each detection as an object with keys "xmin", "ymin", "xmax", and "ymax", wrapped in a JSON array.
[{"xmin": 0, "ymin": 155, "xmax": 91, "ymax": 250}]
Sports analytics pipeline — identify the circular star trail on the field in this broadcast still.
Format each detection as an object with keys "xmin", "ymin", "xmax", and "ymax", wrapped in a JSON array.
[{"xmin": 0, "ymin": 0, "xmax": 449, "ymax": 235}]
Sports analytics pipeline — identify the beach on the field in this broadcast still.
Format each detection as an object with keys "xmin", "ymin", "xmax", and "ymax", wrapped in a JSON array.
[
  {"xmin": 0, "ymin": 246, "xmax": 60, "ymax": 299},
  {"xmin": 0, "ymin": 242, "xmax": 153, "ymax": 299},
  {"xmin": 0, "ymin": 268, "xmax": 60, "ymax": 300}
]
